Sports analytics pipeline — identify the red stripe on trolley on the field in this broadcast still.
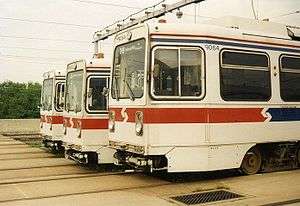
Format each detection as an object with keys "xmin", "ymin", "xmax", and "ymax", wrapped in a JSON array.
[
  {"xmin": 40, "ymin": 115, "xmax": 63, "ymax": 124},
  {"xmin": 110, "ymin": 108, "xmax": 266, "ymax": 124},
  {"xmin": 63, "ymin": 117, "xmax": 108, "ymax": 129}
]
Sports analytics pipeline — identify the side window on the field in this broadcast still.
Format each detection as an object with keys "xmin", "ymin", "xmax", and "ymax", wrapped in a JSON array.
[
  {"xmin": 87, "ymin": 77, "xmax": 109, "ymax": 112},
  {"xmin": 220, "ymin": 50, "xmax": 271, "ymax": 101},
  {"xmin": 55, "ymin": 83, "xmax": 65, "ymax": 111},
  {"xmin": 280, "ymin": 55, "xmax": 300, "ymax": 101},
  {"xmin": 153, "ymin": 49, "xmax": 179, "ymax": 96},
  {"xmin": 181, "ymin": 50, "xmax": 202, "ymax": 96},
  {"xmin": 152, "ymin": 47, "xmax": 203, "ymax": 99}
]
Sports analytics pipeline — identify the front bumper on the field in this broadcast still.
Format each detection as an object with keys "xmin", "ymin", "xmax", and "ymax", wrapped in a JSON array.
[
  {"xmin": 42, "ymin": 139, "xmax": 64, "ymax": 152},
  {"xmin": 113, "ymin": 150, "xmax": 168, "ymax": 172},
  {"xmin": 109, "ymin": 140, "xmax": 145, "ymax": 154},
  {"xmin": 65, "ymin": 149, "xmax": 91, "ymax": 164}
]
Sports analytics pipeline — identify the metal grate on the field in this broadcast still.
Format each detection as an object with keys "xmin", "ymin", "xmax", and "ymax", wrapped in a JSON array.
[{"xmin": 171, "ymin": 190, "xmax": 243, "ymax": 205}]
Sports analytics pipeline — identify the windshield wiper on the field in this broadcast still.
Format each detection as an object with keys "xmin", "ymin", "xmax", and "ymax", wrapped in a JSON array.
[
  {"xmin": 123, "ymin": 78, "xmax": 135, "ymax": 101},
  {"xmin": 113, "ymin": 75, "xmax": 119, "ymax": 101},
  {"xmin": 65, "ymin": 92, "xmax": 70, "ymax": 112}
]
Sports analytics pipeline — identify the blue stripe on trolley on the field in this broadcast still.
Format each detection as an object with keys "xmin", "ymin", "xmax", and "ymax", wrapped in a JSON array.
[
  {"xmin": 267, "ymin": 108, "xmax": 300, "ymax": 122},
  {"xmin": 151, "ymin": 38, "xmax": 300, "ymax": 53}
]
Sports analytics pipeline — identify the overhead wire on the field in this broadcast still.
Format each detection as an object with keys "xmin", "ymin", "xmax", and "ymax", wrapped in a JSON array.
[
  {"xmin": 0, "ymin": 34, "xmax": 112, "ymax": 45},
  {"xmin": 0, "ymin": 34, "xmax": 90, "ymax": 43},
  {"xmin": 269, "ymin": 10, "xmax": 300, "ymax": 19},
  {"xmin": 0, "ymin": 46, "xmax": 91, "ymax": 54},
  {"xmin": 0, "ymin": 16, "xmax": 98, "ymax": 28},
  {"xmin": 67, "ymin": 0, "xmax": 141, "ymax": 9},
  {"xmin": 251, "ymin": 0, "xmax": 258, "ymax": 20},
  {"xmin": 0, "ymin": 57, "xmax": 64, "ymax": 65},
  {"xmin": 184, "ymin": 13, "xmax": 215, "ymax": 19},
  {"xmin": 0, "ymin": 54, "xmax": 73, "ymax": 61}
]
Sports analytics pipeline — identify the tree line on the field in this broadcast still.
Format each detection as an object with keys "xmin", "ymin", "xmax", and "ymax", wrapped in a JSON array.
[{"xmin": 0, "ymin": 81, "xmax": 41, "ymax": 119}]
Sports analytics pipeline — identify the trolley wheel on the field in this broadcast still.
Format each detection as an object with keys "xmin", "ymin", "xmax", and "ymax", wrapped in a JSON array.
[{"xmin": 240, "ymin": 147, "xmax": 262, "ymax": 175}]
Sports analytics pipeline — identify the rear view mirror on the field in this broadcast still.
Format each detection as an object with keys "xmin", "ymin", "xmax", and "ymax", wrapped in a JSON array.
[
  {"xmin": 153, "ymin": 64, "xmax": 160, "ymax": 78},
  {"xmin": 87, "ymin": 88, "xmax": 93, "ymax": 106},
  {"xmin": 75, "ymin": 104, "xmax": 81, "ymax": 113},
  {"xmin": 87, "ymin": 88, "xmax": 93, "ymax": 98},
  {"xmin": 102, "ymin": 87, "xmax": 109, "ymax": 97}
]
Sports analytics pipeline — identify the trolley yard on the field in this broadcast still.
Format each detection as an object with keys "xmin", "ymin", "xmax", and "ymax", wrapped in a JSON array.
[
  {"xmin": 1, "ymin": 0, "xmax": 300, "ymax": 205},
  {"xmin": 0, "ymin": 131, "xmax": 299, "ymax": 206}
]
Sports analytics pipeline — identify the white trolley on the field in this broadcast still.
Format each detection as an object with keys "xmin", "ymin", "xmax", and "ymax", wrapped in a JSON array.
[
  {"xmin": 40, "ymin": 70, "xmax": 65, "ymax": 152},
  {"xmin": 107, "ymin": 17, "xmax": 300, "ymax": 174},
  {"xmin": 63, "ymin": 59, "xmax": 115, "ymax": 165}
]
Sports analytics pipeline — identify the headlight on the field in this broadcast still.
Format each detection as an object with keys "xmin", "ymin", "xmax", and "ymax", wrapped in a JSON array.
[
  {"xmin": 135, "ymin": 111, "xmax": 143, "ymax": 136},
  {"xmin": 109, "ymin": 111, "xmax": 115, "ymax": 132}
]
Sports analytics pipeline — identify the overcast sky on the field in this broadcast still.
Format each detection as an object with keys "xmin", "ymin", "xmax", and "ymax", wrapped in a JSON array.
[{"xmin": 0, "ymin": 0, "xmax": 299, "ymax": 83}]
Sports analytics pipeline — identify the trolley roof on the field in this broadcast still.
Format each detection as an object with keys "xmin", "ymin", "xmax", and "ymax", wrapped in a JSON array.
[
  {"xmin": 146, "ymin": 16, "xmax": 300, "ymax": 45},
  {"xmin": 43, "ymin": 70, "xmax": 66, "ymax": 80},
  {"xmin": 67, "ymin": 59, "xmax": 111, "ymax": 72},
  {"xmin": 86, "ymin": 58, "xmax": 110, "ymax": 69}
]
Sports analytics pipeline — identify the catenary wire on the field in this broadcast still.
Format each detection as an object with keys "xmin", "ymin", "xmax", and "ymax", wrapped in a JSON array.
[
  {"xmin": 0, "ymin": 54, "xmax": 73, "ymax": 61},
  {"xmin": 0, "ymin": 46, "xmax": 91, "ymax": 54},
  {"xmin": 0, "ymin": 16, "xmax": 98, "ymax": 28},
  {"xmin": 67, "ymin": 0, "xmax": 141, "ymax": 9},
  {"xmin": 0, "ymin": 34, "xmax": 112, "ymax": 45},
  {"xmin": 0, "ymin": 57, "xmax": 64, "ymax": 65}
]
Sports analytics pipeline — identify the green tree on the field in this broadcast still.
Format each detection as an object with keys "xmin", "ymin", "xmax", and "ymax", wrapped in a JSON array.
[{"xmin": 0, "ymin": 81, "xmax": 41, "ymax": 119}]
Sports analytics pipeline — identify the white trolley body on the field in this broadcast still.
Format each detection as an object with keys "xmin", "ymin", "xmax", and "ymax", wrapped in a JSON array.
[
  {"xmin": 63, "ymin": 59, "xmax": 115, "ymax": 164},
  {"xmin": 108, "ymin": 17, "xmax": 300, "ymax": 173},
  {"xmin": 40, "ymin": 70, "xmax": 65, "ymax": 151}
]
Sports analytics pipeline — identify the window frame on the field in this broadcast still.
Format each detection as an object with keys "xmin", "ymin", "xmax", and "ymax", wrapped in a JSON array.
[
  {"xmin": 65, "ymin": 69, "xmax": 84, "ymax": 113},
  {"xmin": 42, "ymin": 78, "xmax": 54, "ymax": 111},
  {"xmin": 279, "ymin": 54, "xmax": 300, "ymax": 102},
  {"xmin": 85, "ymin": 74, "xmax": 110, "ymax": 114},
  {"xmin": 111, "ymin": 38, "xmax": 146, "ymax": 100},
  {"xmin": 150, "ymin": 45, "xmax": 206, "ymax": 101},
  {"xmin": 54, "ymin": 81, "xmax": 65, "ymax": 112},
  {"xmin": 219, "ymin": 48, "xmax": 271, "ymax": 102}
]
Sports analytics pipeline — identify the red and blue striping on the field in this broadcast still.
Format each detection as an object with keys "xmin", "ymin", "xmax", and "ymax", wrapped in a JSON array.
[{"xmin": 110, "ymin": 107, "xmax": 300, "ymax": 124}]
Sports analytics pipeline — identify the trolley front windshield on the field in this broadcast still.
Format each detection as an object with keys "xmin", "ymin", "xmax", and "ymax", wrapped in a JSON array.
[
  {"xmin": 42, "ymin": 78, "xmax": 53, "ymax": 111},
  {"xmin": 65, "ymin": 70, "xmax": 83, "ymax": 112},
  {"xmin": 112, "ymin": 39, "xmax": 145, "ymax": 100}
]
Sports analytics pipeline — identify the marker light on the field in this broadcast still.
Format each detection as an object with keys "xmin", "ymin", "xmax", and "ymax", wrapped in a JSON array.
[
  {"xmin": 77, "ymin": 120, "xmax": 82, "ymax": 138},
  {"xmin": 158, "ymin": 19, "xmax": 167, "ymax": 23},
  {"xmin": 135, "ymin": 111, "xmax": 143, "ymax": 136},
  {"xmin": 109, "ymin": 111, "xmax": 116, "ymax": 132},
  {"xmin": 63, "ymin": 119, "xmax": 67, "ymax": 135}
]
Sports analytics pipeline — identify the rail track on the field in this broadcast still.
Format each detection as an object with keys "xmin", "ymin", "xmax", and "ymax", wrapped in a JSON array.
[
  {"xmin": 0, "ymin": 133, "xmax": 299, "ymax": 206},
  {"xmin": 0, "ymin": 134, "xmax": 172, "ymax": 203}
]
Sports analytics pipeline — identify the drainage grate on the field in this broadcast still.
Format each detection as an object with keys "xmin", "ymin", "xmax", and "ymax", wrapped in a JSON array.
[{"xmin": 171, "ymin": 190, "xmax": 243, "ymax": 205}]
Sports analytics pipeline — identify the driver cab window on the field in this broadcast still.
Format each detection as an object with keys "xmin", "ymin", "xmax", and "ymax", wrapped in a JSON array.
[{"xmin": 87, "ymin": 77, "xmax": 109, "ymax": 112}]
